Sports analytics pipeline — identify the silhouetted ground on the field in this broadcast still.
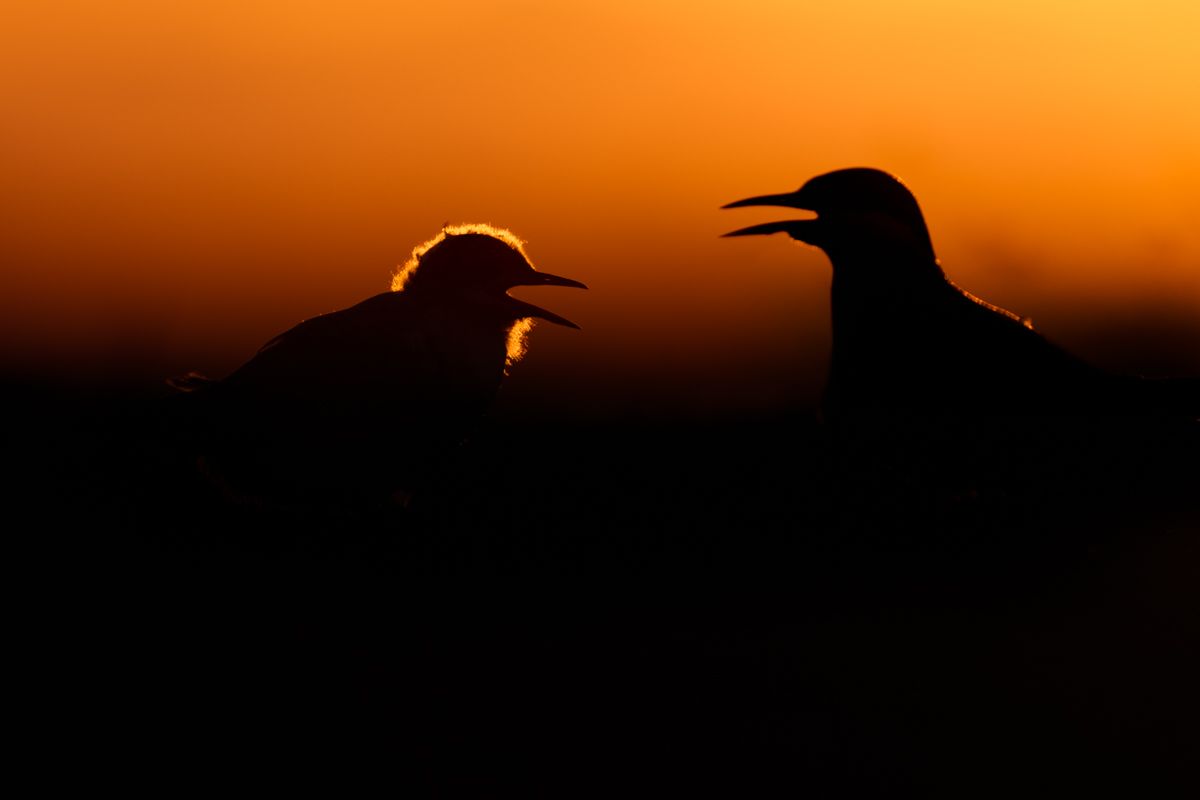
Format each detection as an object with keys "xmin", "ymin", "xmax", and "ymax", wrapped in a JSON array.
[{"xmin": 15, "ymin": 374, "xmax": 1198, "ymax": 796}]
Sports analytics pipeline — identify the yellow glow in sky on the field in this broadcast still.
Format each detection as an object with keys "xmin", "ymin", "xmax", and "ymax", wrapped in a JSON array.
[{"xmin": 2, "ymin": 1, "xmax": 1197, "ymax": 408}]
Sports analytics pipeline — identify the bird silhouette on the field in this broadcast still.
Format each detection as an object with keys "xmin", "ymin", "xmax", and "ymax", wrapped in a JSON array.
[
  {"xmin": 169, "ymin": 224, "xmax": 586, "ymax": 509},
  {"xmin": 722, "ymin": 169, "xmax": 1200, "ymax": 571},
  {"xmin": 722, "ymin": 168, "xmax": 1199, "ymax": 420}
]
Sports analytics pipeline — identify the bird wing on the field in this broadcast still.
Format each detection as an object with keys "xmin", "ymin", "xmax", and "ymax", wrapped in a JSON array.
[
  {"xmin": 211, "ymin": 290, "xmax": 502, "ymax": 449},
  {"xmin": 223, "ymin": 292, "xmax": 424, "ymax": 388},
  {"xmin": 252, "ymin": 292, "xmax": 395, "ymax": 355},
  {"xmin": 944, "ymin": 283, "xmax": 1138, "ymax": 411},
  {"xmin": 826, "ymin": 277, "xmax": 1102, "ymax": 412}
]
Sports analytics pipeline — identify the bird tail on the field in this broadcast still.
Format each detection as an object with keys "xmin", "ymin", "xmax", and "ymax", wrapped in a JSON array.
[{"xmin": 166, "ymin": 371, "xmax": 218, "ymax": 393}]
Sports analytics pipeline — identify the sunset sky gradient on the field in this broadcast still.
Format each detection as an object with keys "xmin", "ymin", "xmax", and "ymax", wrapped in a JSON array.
[{"xmin": 4, "ymin": 1, "xmax": 1198, "ymax": 413}]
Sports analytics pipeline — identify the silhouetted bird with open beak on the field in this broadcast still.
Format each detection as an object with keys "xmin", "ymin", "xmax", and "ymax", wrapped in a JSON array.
[
  {"xmin": 723, "ymin": 168, "xmax": 1199, "ymax": 420},
  {"xmin": 170, "ymin": 225, "xmax": 586, "ymax": 509}
]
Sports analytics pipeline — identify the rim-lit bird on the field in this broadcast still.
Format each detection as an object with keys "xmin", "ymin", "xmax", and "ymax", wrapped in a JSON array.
[
  {"xmin": 723, "ymin": 168, "xmax": 1199, "ymax": 420},
  {"xmin": 170, "ymin": 225, "xmax": 586, "ymax": 508}
]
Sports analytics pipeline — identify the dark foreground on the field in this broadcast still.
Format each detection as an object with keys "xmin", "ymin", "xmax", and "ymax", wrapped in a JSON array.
[{"xmin": 16, "ymin": 377, "xmax": 1199, "ymax": 796}]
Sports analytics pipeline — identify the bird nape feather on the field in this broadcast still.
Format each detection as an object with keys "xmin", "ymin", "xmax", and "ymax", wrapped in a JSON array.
[{"xmin": 167, "ymin": 225, "xmax": 586, "ymax": 510}]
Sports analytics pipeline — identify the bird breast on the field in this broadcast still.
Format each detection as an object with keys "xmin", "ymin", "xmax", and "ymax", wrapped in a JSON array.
[{"xmin": 414, "ymin": 313, "xmax": 511, "ymax": 401}]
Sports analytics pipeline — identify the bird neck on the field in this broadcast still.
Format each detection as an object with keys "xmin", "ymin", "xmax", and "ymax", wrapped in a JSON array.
[
  {"xmin": 827, "ymin": 254, "xmax": 949, "ymax": 371},
  {"xmin": 828, "ymin": 251, "xmax": 947, "ymax": 298}
]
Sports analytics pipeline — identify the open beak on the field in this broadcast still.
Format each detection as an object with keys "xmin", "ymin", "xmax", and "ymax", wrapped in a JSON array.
[
  {"xmin": 507, "ymin": 270, "xmax": 588, "ymax": 329},
  {"xmin": 721, "ymin": 190, "xmax": 820, "ymax": 242}
]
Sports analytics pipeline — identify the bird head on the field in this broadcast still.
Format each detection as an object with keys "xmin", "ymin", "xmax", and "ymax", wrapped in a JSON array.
[
  {"xmin": 393, "ymin": 225, "xmax": 587, "ymax": 328},
  {"xmin": 723, "ymin": 168, "xmax": 937, "ymax": 267}
]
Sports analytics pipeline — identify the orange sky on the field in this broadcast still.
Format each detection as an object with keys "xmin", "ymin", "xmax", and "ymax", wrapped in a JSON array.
[{"xmin": 3, "ymin": 1, "xmax": 1198, "ymax": 413}]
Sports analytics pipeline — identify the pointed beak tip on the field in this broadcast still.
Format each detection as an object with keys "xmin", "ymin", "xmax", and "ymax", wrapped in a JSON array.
[
  {"xmin": 532, "ymin": 271, "xmax": 588, "ymax": 291},
  {"xmin": 545, "ymin": 315, "xmax": 582, "ymax": 331}
]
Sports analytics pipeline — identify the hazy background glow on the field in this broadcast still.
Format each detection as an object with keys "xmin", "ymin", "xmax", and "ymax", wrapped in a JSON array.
[{"xmin": 3, "ymin": 1, "xmax": 1198, "ymax": 414}]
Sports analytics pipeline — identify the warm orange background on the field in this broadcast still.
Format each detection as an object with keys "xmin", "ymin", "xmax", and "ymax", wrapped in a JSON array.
[{"xmin": 4, "ymin": 1, "xmax": 1198, "ymax": 414}]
